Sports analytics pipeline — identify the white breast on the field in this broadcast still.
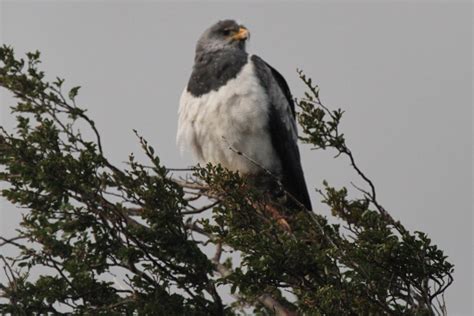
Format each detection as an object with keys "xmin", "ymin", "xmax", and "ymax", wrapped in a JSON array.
[{"xmin": 176, "ymin": 57, "xmax": 281, "ymax": 175}]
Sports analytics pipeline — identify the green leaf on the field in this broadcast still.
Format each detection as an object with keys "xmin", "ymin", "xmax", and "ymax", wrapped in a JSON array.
[{"xmin": 68, "ymin": 86, "xmax": 81, "ymax": 100}]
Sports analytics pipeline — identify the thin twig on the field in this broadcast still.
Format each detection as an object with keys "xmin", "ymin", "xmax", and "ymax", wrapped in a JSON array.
[
  {"xmin": 0, "ymin": 236, "xmax": 26, "ymax": 247},
  {"xmin": 181, "ymin": 201, "xmax": 219, "ymax": 215}
]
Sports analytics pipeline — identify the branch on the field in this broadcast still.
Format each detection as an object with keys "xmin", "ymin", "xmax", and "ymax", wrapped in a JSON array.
[
  {"xmin": 188, "ymin": 222, "xmax": 297, "ymax": 316},
  {"xmin": 297, "ymin": 71, "xmax": 407, "ymax": 235},
  {"xmin": 0, "ymin": 236, "xmax": 26, "ymax": 248},
  {"xmin": 258, "ymin": 294, "xmax": 297, "ymax": 316},
  {"xmin": 181, "ymin": 201, "xmax": 220, "ymax": 215}
]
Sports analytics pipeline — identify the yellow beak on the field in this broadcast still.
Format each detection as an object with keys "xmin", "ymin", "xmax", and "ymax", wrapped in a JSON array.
[{"xmin": 232, "ymin": 27, "xmax": 249, "ymax": 41}]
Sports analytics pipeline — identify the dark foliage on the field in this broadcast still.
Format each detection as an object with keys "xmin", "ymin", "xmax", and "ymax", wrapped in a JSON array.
[{"xmin": 0, "ymin": 46, "xmax": 453, "ymax": 315}]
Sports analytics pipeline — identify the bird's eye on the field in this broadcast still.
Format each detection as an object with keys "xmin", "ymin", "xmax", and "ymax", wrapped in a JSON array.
[{"xmin": 222, "ymin": 29, "xmax": 232, "ymax": 36}]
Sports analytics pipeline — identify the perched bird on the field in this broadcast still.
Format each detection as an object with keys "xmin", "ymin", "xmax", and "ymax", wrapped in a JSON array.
[{"xmin": 177, "ymin": 20, "xmax": 312, "ymax": 211}]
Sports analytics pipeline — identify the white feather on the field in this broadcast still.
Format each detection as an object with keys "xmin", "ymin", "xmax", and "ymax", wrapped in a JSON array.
[{"xmin": 177, "ymin": 56, "xmax": 281, "ymax": 175}]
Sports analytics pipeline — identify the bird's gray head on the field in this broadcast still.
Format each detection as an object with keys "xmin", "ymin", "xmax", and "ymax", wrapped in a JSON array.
[{"xmin": 195, "ymin": 20, "xmax": 249, "ymax": 57}]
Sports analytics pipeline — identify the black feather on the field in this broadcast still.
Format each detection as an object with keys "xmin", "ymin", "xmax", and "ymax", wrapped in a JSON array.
[
  {"xmin": 251, "ymin": 55, "xmax": 312, "ymax": 211},
  {"xmin": 187, "ymin": 51, "xmax": 248, "ymax": 97}
]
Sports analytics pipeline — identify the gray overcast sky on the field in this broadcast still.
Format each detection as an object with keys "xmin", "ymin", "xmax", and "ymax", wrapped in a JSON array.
[{"xmin": 0, "ymin": 1, "xmax": 472, "ymax": 314}]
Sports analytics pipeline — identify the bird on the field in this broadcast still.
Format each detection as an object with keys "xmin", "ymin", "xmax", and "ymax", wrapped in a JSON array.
[{"xmin": 177, "ymin": 19, "xmax": 312, "ymax": 211}]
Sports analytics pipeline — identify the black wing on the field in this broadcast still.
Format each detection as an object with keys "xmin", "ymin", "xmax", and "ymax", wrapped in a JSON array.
[{"xmin": 251, "ymin": 55, "xmax": 312, "ymax": 210}]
